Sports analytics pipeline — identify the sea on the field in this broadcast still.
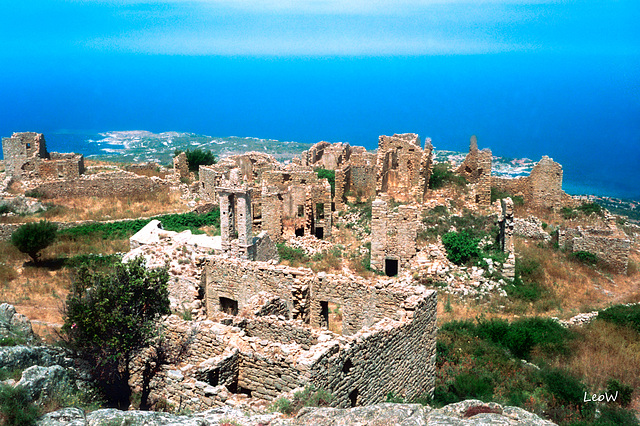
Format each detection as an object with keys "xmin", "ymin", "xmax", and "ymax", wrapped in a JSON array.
[{"xmin": 1, "ymin": 53, "xmax": 638, "ymax": 200}]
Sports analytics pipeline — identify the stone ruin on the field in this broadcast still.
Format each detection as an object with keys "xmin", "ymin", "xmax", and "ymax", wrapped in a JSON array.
[
  {"xmin": 558, "ymin": 217, "xmax": 631, "ymax": 274},
  {"xmin": 2, "ymin": 132, "xmax": 85, "ymax": 181},
  {"xmin": 456, "ymin": 135, "xmax": 492, "ymax": 206},
  {"xmin": 492, "ymin": 155, "xmax": 577, "ymax": 210},
  {"xmin": 301, "ymin": 141, "xmax": 352, "ymax": 170},
  {"xmin": 498, "ymin": 198, "xmax": 516, "ymax": 278},
  {"xmin": 129, "ymin": 255, "xmax": 437, "ymax": 412},
  {"xmin": 375, "ymin": 133, "xmax": 433, "ymax": 203},
  {"xmin": 261, "ymin": 169, "xmax": 333, "ymax": 241},
  {"xmin": 370, "ymin": 197, "xmax": 418, "ymax": 276},
  {"xmin": 173, "ymin": 152, "xmax": 190, "ymax": 181}
]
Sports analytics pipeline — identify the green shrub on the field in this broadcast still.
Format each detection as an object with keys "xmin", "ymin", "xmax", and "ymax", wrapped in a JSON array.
[
  {"xmin": 570, "ymin": 251, "xmax": 599, "ymax": 265},
  {"xmin": 11, "ymin": 220, "xmax": 57, "ymax": 263},
  {"xmin": 61, "ymin": 257, "xmax": 170, "ymax": 408},
  {"xmin": 429, "ymin": 163, "xmax": 467, "ymax": 189},
  {"xmin": 490, "ymin": 187, "xmax": 511, "ymax": 203},
  {"xmin": 269, "ymin": 385, "xmax": 333, "ymax": 415},
  {"xmin": 561, "ymin": 206, "xmax": 579, "ymax": 219},
  {"xmin": 593, "ymin": 405, "xmax": 640, "ymax": 425},
  {"xmin": 512, "ymin": 195, "xmax": 524, "ymax": 206},
  {"xmin": 606, "ymin": 379, "xmax": 634, "ymax": 407},
  {"xmin": 175, "ymin": 148, "xmax": 216, "ymax": 172},
  {"xmin": 24, "ymin": 189, "xmax": 45, "ymax": 199},
  {"xmin": 577, "ymin": 202, "xmax": 603, "ymax": 217},
  {"xmin": 597, "ymin": 304, "xmax": 640, "ymax": 334},
  {"xmin": 541, "ymin": 368, "xmax": 586, "ymax": 406},
  {"xmin": 441, "ymin": 231, "xmax": 480, "ymax": 265},
  {"xmin": 0, "ymin": 384, "xmax": 40, "ymax": 426},
  {"xmin": 268, "ymin": 397, "xmax": 294, "ymax": 415},
  {"xmin": 276, "ymin": 243, "xmax": 309, "ymax": 265},
  {"xmin": 315, "ymin": 168, "xmax": 335, "ymax": 197},
  {"xmin": 0, "ymin": 204, "xmax": 12, "ymax": 215}
]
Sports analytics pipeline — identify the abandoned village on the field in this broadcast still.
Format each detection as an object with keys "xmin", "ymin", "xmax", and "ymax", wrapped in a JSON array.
[{"xmin": 0, "ymin": 131, "xmax": 637, "ymax": 425}]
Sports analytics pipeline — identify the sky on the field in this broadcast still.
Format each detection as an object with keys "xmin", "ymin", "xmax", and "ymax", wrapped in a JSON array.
[{"xmin": 1, "ymin": 0, "xmax": 638, "ymax": 58}]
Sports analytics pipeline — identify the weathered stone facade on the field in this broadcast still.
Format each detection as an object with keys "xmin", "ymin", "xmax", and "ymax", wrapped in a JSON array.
[
  {"xmin": 558, "ymin": 225, "xmax": 631, "ymax": 274},
  {"xmin": 128, "ymin": 256, "xmax": 436, "ymax": 412},
  {"xmin": 173, "ymin": 152, "xmax": 190, "ymax": 181},
  {"xmin": 302, "ymin": 141, "xmax": 352, "ymax": 170},
  {"xmin": 498, "ymin": 198, "xmax": 516, "ymax": 278},
  {"xmin": 375, "ymin": 133, "xmax": 432, "ymax": 203},
  {"xmin": 492, "ymin": 156, "xmax": 577, "ymax": 210},
  {"xmin": 456, "ymin": 136, "xmax": 492, "ymax": 206},
  {"xmin": 30, "ymin": 171, "xmax": 168, "ymax": 199},
  {"xmin": 261, "ymin": 170, "xmax": 332, "ymax": 241},
  {"xmin": 334, "ymin": 149, "xmax": 377, "ymax": 210},
  {"xmin": 2, "ymin": 132, "xmax": 84, "ymax": 180},
  {"xmin": 370, "ymin": 197, "xmax": 418, "ymax": 276}
]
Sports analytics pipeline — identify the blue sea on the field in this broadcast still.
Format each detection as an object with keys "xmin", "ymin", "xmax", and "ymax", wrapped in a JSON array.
[{"xmin": 1, "ymin": 53, "xmax": 638, "ymax": 200}]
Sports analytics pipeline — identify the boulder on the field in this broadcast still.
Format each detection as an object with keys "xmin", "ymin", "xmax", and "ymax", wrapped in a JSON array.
[{"xmin": 17, "ymin": 365, "xmax": 77, "ymax": 401}]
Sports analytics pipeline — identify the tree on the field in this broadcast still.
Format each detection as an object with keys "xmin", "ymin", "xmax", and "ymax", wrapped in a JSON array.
[
  {"xmin": 175, "ymin": 148, "xmax": 216, "ymax": 172},
  {"xmin": 11, "ymin": 220, "xmax": 57, "ymax": 263},
  {"xmin": 61, "ymin": 257, "xmax": 170, "ymax": 408}
]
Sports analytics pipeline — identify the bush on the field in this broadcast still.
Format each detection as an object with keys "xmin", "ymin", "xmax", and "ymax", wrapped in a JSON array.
[
  {"xmin": 570, "ymin": 251, "xmax": 599, "ymax": 266},
  {"xmin": 315, "ymin": 168, "xmax": 335, "ymax": 197},
  {"xmin": 0, "ymin": 204, "xmax": 12, "ymax": 215},
  {"xmin": 561, "ymin": 207, "xmax": 579, "ymax": 219},
  {"xmin": 61, "ymin": 257, "xmax": 170, "ymax": 408},
  {"xmin": 429, "ymin": 163, "xmax": 467, "ymax": 190},
  {"xmin": 11, "ymin": 220, "xmax": 57, "ymax": 263},
  {"xmin": 268, "ymin": 385, "xmax": 333, "ymax": 415},
  {"xmin": 541, "ymin": 368, "xmax": 586, "ymax": 406},
  {"xmin": 577, "ymin": 202, "xmax": 603, "ymax": 217},
  {"xmin": 597, "ymin": 304, "xmax": 640, "ymax": 334},
  {"xmin": 441, "ymin": 231, "xmax": 480, "ymax": 265},
  {"xmin": 606, "ymin": 379, "xmax": 634, "ymax": 407},
  {"xmin": 0, "ymin": 384, "xmax": 40, "ymax": 426},
  {"xmin": 175, "ymin": 148, "xmax": 216, "ymax": 173},
  {"xmin": 276, "ymin": 243, "xmax": 309, "ymax": 266}
]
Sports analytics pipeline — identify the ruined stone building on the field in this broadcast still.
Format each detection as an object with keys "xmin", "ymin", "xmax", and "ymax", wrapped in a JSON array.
[
  {"xmin": 558, "ymin": 222, "xmax": 630, "ymax": 274},
  {"xmin": 456, "ymin": 135, "xmax": 492, "ymax": 206},
  {"xmin": 301, "ymin": 141, "xmax": 352, "ymax": 170},
  {"xmin": 261, "ymin": 170, "xmax": 333, "ymax": 241},
  {"xmin": 173, "ymin": 152, "xmax": 190, "ymax": 181},
  {"xmin": 375, "ymin": 133, "xmax": 433, "ymax": 203},
  {"xmin": 130, "ymin": 256, "xmax": 437, "ymax": 412},
  {"xmin": 2, "ymin": 132, "xmax": 84, "ymax": 180},
  {"xmin": 492, "ymin": 156, "xmax": 576, "ymax": 210},
  {"xmin": 370, "ymin": 197, "xmax": 418, "ymax": 276},
  {"xmin": 334, "ymin": 148, "xmax": 377, "ymax": 210},
  {"xmin": 498, "ymin": 197, "xmax": 516, "ymax": 278}
]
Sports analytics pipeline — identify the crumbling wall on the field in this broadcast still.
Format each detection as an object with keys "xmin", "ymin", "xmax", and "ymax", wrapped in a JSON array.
[
  {"xmin": 498, "ymin": 198, "xmax": 516, "ymax": 278},
  {"xmin": 334, "ymin": 151, "xmax": 377, "ymax": 210},
  {"xmin": 2, "ymin": 132, "xmax": 84, "ymax": 181},
  {"xmin": 492, "ymin": 156, "xmax": 576, "ymax": 210},
  {"xmin": 456, "ymin": 136, "xmax": 491, "ymax": 206},
  {"xmin": 261, "ymin": 170, "xmax": 332, "ymax": 241},
  {"xmin": 173, "ymin": 152, "xmax": 190, "ymax": 181},
  {"xmin": 558, "ymin": 226, "xmax": 630, "ymax": 274},
  {"xmin": 370, "ymin": 198, "xmax": 418, "ymax": 275},
  {"xmin": 31, "ymin": 171, "xmax": 168, "ymax": 198},
  {"xmin": 375, "ymin": 133, "xmax": 432, "ymax": 203},
  {"xmin": 303, "ymin": 141, "xmax": 352, "ymax": 170}
]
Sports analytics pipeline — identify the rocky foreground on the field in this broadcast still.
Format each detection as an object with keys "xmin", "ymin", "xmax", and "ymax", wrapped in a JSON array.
[{"xmin": 40, "ymin": 400, "xmax": 555, "ymax": 426}]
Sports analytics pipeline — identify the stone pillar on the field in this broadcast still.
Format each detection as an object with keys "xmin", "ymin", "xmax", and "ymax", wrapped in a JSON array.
[
  {"xmin": 500, "ymin": 197, "xmax": 515, "ymax": 278},
  {"xmin": 370, "ymin": 197, "xmax": 387, "ymax": 273},
  {"xmin": 173, "ymin": 152, "xmax": 189, "ymax": 181},
  {"xmin": 219, "ymin": 192, "xmax": 234, "ymax": 253},
  {"xmin": 236, "ymin": 192, "xmax": 253, "ymax": 259}
]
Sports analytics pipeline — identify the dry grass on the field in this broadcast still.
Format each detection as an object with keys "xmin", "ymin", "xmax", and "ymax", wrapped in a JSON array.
[
  {"xmin": 558, "ymin": 321, "xmax": 640, "ymax": 396},
  {"xmin": 39, "ymin": 190, "xmax": 189, "ymax": 222}
]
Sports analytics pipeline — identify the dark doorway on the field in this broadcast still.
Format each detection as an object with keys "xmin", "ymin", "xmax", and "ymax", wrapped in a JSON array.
[
  {"xmin": 207, "ymin": 368, "xmax": 219, "ymax": 387},
  {"xmin": 315, "ymin": 227, "xmax": 324, "ymax": 239},
  {"xmin": 219, "ymin": 297, "xmax": 238, "ymax": 316},
  {"xmin": 385, "ymin": 258, "xmax": 399, "ymax": 277},
  {"xmin": 295, "ymin": 227, "xmax": 304, "ymax": 237},
  {"xmin": 316, "ymin": 203, "xmax": 325, "ymax": 219},
  {"xmin": 349, "ymin": 389, "xmax": 359, "ymax": 407},
  {"xmin": 342, "ymin": 358, "xmax": 353, "ymax": 374},
  {"xmin": 320, "ymin": 301, "xmax": 329, "ymax": 327}
]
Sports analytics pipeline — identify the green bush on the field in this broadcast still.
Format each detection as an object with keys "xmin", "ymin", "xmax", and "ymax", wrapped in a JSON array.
[
  {"xmin": 606, "ymin": 379, "xmax": 634, "ymax": 408},
  {"xmin": 597, "ymin": 304, "xmax": 640, "ymax": 334},
  {"xmin": 577, "ymin": 202, "xmax": 603, "ymax": 217},
  {"xmin": 61, "ymin": 257, "xmax": 170, "ymax": 408},
  {"xmin": 0, "ymin": 384, "xmax": 40, "ymax": 426},
  {"xmin": 276, "ymin": 243, "xmax": 309, "ymax": 265},
  {"xmin": 0, "ymin": 204, "xmax": 12, "ymax": 215},
  {"xmin": 561, "ymin": 207, "xmax": 579, "ymax": 219},
  {"xmin": 441, "ymin": 231, "xmax": 480, "ymax": 265},
  {"xmin": 269, "ymin": 385, "xmax": 333, "ymax": 415},
  {"xmin": 175, "ymin": 148, "xmax": 216, "ymax": 173},
  {"xmin": 490, "ymin": 187, "xmax": 511, "ymax": 203},
  {"xmin": 315, "ymin": 168, "xmax": 335, "ymax": 197},
  {"xmin": 429, "ymin": 163, "xmax": 467, "ymax": 190},
  {"xmin": 593, "ymin": 405, "xmax": 640, "ymax": 425},
  {"xmin": 11, "ymin": 220, "xmax": 57, "ymax": 263},
  {"xmin": 541, "ymin": 368, "xmax": 586, "ymax": 406},
  {"xmin": 570, "ymin": 251, "xmax": 599, "ymax": 266}
]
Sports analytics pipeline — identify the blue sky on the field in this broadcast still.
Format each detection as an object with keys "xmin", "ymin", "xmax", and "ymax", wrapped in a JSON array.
[{"xmin": 2, "ymin": 0, "xmax": 638, "ymax": 57}]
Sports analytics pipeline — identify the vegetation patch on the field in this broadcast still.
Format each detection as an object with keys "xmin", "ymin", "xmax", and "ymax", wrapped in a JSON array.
[
  {"xmin": 428, "ymin": 163, "xmax": 467, "ymax": 189},
  {"xmin": 569, "ymin": 251, "xmax": 599, "ymax": 266},
  {"xmin": 315, "ymin": 168, "xmax": 335, "ymax": 197},
  {"xmin": 11, "ymin": 220, "xmax": 58, "ymax": 263},
  {"xmin": 441, "ymin": 231, "xmax": 481, "ymax": 265},
  {"xmin": 268, "ymin": 385, "xmax": 334, "ymax": 415},
  {"xmin": 174, "ymin": 148, "xmax": 216, "ymax": 172},
  {"xmin": 597, "ymin": 304, "xmax": 640, "ymax": 334}
]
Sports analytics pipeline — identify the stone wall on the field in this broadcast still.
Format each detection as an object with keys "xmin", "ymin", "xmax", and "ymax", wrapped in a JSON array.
[
  {"xmin": 334, "ymin": 150, "xmax": 376, "ymax": 210},
  {"xmin": 130, "ymin": 258, "xmax": 437, "ymax": 412},
  {"xmin": 173, "ymin": 152, "xmax": 190, "ymax": 181},
  {"xmin": 498, "ymin": 198, "xmax": 516, "ymax": 278},
  {"xmin": 375, "ymin": 134, "xmax": 432, "ymax": 203},
  {"xmin": 558, "ymin": 226, "xmax": 631, "ymax": 274},
  {"xmin": 2, "ymin": 132, "xmax": 84, "ymax": 181},
  {"xmin": 31, "ymin": 171, "xmax": 169, "ymax": 199},
  {"xmin": 492, "ymin": 156, "xmax": 577, "ymax": 210},
  {"xmin": 455, "ymin": 136, "xmax": 492, "ymax": 206},
  {"xmin": 370, "ymin": 197, "xmax": 418, "ymax": 276},
  {"xmin": 303, "ymin": 141, "xmax": 352, "ymax": 170}
]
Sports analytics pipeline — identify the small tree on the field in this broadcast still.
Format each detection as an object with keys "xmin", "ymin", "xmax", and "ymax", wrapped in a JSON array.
[
  {"xmin": 175, "ymin": 148, "xmax": 216, "ymax": 172},
  {"xmin": 61, "ymin": 257, "xmax": 170, "ymax": 408},
  {"xmin": 11, "ymin": 220, "xmax": 57, "ymax": 263}
]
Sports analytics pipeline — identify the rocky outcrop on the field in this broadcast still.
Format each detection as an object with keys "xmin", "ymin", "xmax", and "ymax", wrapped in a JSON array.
[
  {"xmin": 17, "ymin": 365, "xmax": 77, "ymax": 401},
  {"xmin": 0, "ymin": 303, "xmax": 37, "ymax": 344},
  {"xmin": 39, "ymin": 401, "xmax": 556, "ymax": 425},
  {"xmin": 0, "ymin": 345, "xmax": 72, "ymax": 371}
]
